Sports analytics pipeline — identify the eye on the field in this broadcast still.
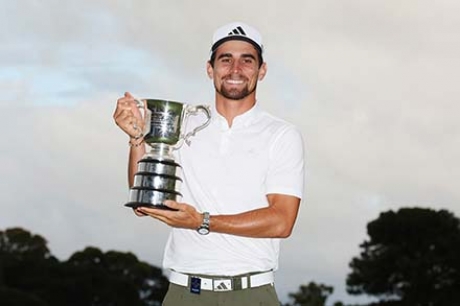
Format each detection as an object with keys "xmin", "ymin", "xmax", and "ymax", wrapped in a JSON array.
[{"xmin": 241, "ymin": 58, "xmax": 256, "ymax": 67}]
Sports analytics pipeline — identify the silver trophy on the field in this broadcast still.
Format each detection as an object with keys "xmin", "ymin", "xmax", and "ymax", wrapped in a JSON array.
[{"xmin": 125, "ymin": 99, "xmax": 211, "ymax": 210}]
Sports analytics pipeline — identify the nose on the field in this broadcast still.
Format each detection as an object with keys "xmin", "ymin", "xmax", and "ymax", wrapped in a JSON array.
[{"xmin": 231, "ymin": 60, "xmax": 242, "ymax": 73}]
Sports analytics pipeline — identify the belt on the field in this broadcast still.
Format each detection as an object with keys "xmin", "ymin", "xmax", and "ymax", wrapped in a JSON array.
[{"xmin": 169, "ymin": 270, "xmax": 274, "ymax": 292}]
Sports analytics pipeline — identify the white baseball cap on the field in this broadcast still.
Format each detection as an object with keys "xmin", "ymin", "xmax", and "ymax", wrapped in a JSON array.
[{"xmin": 211, "ymin": 22, "xmax": 264, "ymax": 55}]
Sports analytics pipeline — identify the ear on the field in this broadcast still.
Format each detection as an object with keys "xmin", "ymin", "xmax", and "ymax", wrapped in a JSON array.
[
  {"xmin": 206, "ymin": 61, "xmax": 214, "ymax": 79},
  {"xmin": 257, "ymin": 62, "xmax": 267, "ymax": 81}
]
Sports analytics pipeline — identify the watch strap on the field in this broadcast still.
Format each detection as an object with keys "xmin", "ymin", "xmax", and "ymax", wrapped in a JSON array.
[{"xmin": 197, "ymin": 212, "xmax": 210, "ymax": 235}]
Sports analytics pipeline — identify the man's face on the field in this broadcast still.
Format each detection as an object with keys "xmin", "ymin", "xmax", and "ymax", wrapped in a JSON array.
[{"xmin": 207, "ymin": 40, "xmax": 266, "ymax": 100}]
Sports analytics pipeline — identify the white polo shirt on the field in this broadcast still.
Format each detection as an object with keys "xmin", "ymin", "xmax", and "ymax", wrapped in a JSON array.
[{"xmin": 162, "ymin": 103, "xmax": 305, "ymax": 276}]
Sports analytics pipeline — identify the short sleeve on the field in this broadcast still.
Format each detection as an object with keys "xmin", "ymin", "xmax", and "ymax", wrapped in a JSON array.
[{"xmin": 265, "ymin": 125, "xmax": 305, "ymax": 199}]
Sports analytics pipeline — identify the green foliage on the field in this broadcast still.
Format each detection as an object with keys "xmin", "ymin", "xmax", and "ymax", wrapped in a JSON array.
[
  {"xmin": 346, "ymin": 207, "xmax": 460, "ymax": 306},
  {"xmin": 0, "ymin": 227, "xmax": 168, "ymax": 306},
  {"xmin": 0, "ymin": 227, "xmax": 52, "ymax": 260},
  {"xmin": 0, "ymin": 227, "xmax": 58, "ymax": 299},
  {"xmin": 0, "ymin": 287, "xmax": 49, "ymax": 306},
  {"xmin": 283, "ymin": 281, "xmax": 334, "ymax": 306}
]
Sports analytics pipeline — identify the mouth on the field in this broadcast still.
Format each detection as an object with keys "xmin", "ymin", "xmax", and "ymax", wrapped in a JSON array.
[{"xmin": 224, "ymin": 77, "xmax": 246, "ymax": 86}]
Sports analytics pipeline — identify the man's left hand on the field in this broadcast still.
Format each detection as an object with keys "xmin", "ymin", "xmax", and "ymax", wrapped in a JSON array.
[{"xmin": 136, "ymin": 201, "xmax": 203, "ymax": 230}]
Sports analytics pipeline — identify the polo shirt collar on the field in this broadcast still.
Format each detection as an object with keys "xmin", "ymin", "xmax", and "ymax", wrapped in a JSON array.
[{"xmin": 212, "ymin": 102, "xmax": 262, "ymax": 129}]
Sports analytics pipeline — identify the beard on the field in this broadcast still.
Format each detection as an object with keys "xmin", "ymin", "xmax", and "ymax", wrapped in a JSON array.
[{"xmin": 215, "ymin": 78, "xmax": 257, "ymax": 100}]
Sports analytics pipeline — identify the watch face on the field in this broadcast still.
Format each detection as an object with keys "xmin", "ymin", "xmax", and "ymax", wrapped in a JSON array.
[{"xmin": 198, "ymin": 227, "xmax": 210, "ymax": 235}]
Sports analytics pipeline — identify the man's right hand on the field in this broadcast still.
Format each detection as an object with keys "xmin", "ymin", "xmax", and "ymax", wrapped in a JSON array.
[{"xmin": 113, "ymin": 92, "xmax": 145, "ymax": 138}]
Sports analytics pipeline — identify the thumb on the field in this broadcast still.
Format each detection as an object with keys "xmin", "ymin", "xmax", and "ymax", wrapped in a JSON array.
[{"xmin": 124, "ymin": 92, "xmax": 134, "ymax": 99}]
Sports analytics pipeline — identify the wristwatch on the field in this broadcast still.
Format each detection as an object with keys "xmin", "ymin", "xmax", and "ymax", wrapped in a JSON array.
[{"xmin": 197, "ymin": 212, "xmax": 210, "ymax": 235}]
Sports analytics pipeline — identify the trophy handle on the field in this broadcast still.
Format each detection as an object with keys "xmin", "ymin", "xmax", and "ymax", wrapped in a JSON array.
[
  {"xmin": 134, "ymin": 99, "xmax": 151, "ymax": 136},
  {"xmin": 181, "ymin": 104, "xmax": 211, "ymax": 147}
]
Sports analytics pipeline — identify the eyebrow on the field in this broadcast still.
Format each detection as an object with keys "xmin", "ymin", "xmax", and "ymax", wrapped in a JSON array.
[{"xmin": 217, "ymin": 53, "xmax": 257, "ymax": 60}]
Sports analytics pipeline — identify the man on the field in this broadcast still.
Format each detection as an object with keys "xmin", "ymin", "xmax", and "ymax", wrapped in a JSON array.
[{"xmin": 113, "ymin": 22, "xmax": 304, "ymax": 306}]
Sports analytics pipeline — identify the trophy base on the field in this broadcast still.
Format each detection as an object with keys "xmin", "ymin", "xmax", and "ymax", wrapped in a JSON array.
[
  {"xmin": 124, "ymin": 202, "xmax": 178, "ymax": 211},
  {"xmin": 127, "ymin": 188, "xmax": 182, "ymax": 210}
]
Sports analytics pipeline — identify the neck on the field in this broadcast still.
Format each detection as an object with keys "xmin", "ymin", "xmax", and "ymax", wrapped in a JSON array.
[{"xmin": 215, "ymin": 94, "xmax": 256, "ymax": 127}]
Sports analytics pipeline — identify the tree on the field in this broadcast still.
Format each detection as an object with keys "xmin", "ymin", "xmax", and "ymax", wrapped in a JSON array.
[
  {"xmin": 0, "ymin": 287, "xmax": 49, "ymax": 306},
  {"xmin": 0, "ymin": 227, "xmax": 168, "ymax": 306},
  {"xmin": 284, "ymin": 282, "xmax": 334, "ymax": 306},
  {"xmin": 0, "ymin": 227, "xmax": 58, "ymax": 299},
  {"xmin": 54, "ymin": 246, "xmax": 169, "ymax": 306},
  {"xmin": 347, "ymin": 207, "xmax": 460, "ymax": 305},
  {"xmin": 0, "ymin": 227, "xmax": 52, "ymax": 260}
]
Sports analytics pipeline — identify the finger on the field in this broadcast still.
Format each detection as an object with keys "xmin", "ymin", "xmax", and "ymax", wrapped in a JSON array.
[
  {"xmin": 163, "ymin": 200, "xmax": 181, "ymax": 210},
  {"xmin": 114, "ymin": 110, "xmax": 134, "ymax": 128},
  {"xmin": 123, "ymin": 92, "xmax": 139, "ymax": 113},
  {"xmin": 118, "ymin": 94, "xmax": 142, "ymax": 121},
  {"xmin": 114, "ymin": 96, "xmax": 135, "ymax": 118},
  {"xmin": 131, "ymin": 98, "xmax": 144, "ymax": 119},
  {"xmin": 138, "ymin": 206, "xmax": 166, "ymax": 216},
  {"xmin": 114, "ymin": 109, "xmax": 131, "ymax": 121},
  {"xmin": 118, "ymin": 93, "xmax": 134, "ymax": 106},
  {"xmin": 133, "ymin": 208, "xmax": 147, "ymax": 217}
]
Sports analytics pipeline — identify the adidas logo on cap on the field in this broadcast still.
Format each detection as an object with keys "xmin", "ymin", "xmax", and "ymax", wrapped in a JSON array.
[{"xmin": 228, "ymin": 26, "xmax": 247, "ymax": 36}]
